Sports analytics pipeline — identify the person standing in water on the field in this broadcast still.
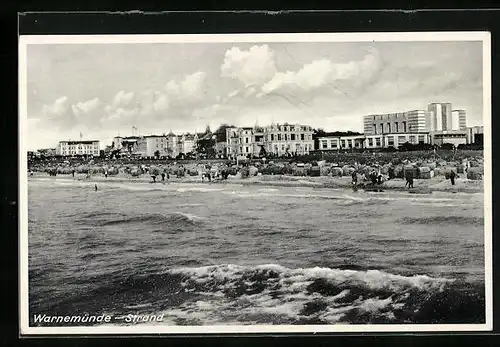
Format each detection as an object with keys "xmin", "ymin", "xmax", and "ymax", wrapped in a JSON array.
[{"xmin": 94, "ymin": 184, "xmax": 98, "ymax": 191}]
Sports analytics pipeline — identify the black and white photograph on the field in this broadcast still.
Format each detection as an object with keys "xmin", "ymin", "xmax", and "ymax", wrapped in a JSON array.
[{"xmin": 19, "ymin": 32, "xmax": 492, "ymax": 334}]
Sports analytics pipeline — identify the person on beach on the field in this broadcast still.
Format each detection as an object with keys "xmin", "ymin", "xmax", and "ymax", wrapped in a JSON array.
[
  {"xmin": 104, "ymin": 170, "xmax": 108, "ymax": 178},
  {"xmin": 388, "ymin": 167, "xmax": 395, "ymax": 180},
  {"xmin": 405, "ymin": 171, "xmax": 413, "ymax": 189},
  {"xmin": 351, "ymin": 171, "xmax": 357, "ymax": 186},
  {"xmin": 72, "ymin": 169, "xmax": 75, "ymax": 178},
  {"xmin": 151, "ymin": 175, "xmax": 157, "ymax": 183},
  {"xmin": 94, "ymin": 184, "xmax": 98, "ymax": 191},
  {"xmin": 450, "ymin": 170, "xmax": 457, "ymax": 185},
  {"xmin": 161, "ymin": 172, "xmax": 166, "ymax": 182}
]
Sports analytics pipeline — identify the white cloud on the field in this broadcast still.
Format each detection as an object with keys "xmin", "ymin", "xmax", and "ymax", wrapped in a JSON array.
[
  {"xmin": 228, "ymin": 89, "xmax": 240, "ymax": 98},
  {"xmin": 41, "ymin": 96, "xmax": 69, "ymax": 118},
  {"xmin": 165, "ymin": 80, "xmax": 180, "ymax": 96},
  {"xmin": 221, "ymin": 45, "xmax": 277, "ymax": 87},
  {"xmin": 112, "ymin": 90, "xmax": 135, "ymax": 108},
  {"xmin": 153, "ymin": 94, "xmax": 170, "ymax": 111},
  {"xmin": 180, "ymin": 71, "xmax": 206, "ymax": 97},
  {"xmin": 71, "ymin": 97, "xmax": 101, "ymax": 117},
  {"xmin": 261, "ymin": 50, "xmax": 381, "ymax": 94}
]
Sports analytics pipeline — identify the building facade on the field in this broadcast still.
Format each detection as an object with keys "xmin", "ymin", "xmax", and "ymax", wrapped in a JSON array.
[
  {"xmin": 226, "ymin": 123, "xmax": 314, "ymax": 158},
  {"xmin": 134, "ymin": 135, "xmax": 168, "ymax": 157},
  {"xmin": 56, "ymin": 140, "xmax": 100, "ymax": 156},
  {"xmin": 165, "ymin": 131, "xmax": 179, "ymax": 158},
  {"xmin": 177, "ymin": 133, "xmax": 197, "ymax": 155},
  {"xmin": 363, "ymin": 110, "xmax": 429, "ymax": 135},
  {"xmin": 318, "ymin": 133, "xmax": 431, "ymax": 151},
  {"xmin": 466, "ymin": 126, "xmax": 484, "ymax": 145},
  {"xmin": 430, "ymin": 130, "xmax": 467, "ymax": 146}
]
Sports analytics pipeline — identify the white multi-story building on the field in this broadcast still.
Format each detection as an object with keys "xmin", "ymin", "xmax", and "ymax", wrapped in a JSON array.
[
  {"xmin": 56, "ymin": 140, "xmax": 100, "ymax": 156},
  {"xmin": 177, "ymin": 133, "xmax": 198, "ymax": 155},
  {"xmin": 135, "ymin": 135, "xmax": 168, "ymax": 157},
  {"xmin": 165, "ymin": 131, "xmax": 179, "ymax": 158},
  {"xmin": 226, "ymin": 123, "xmax": 314, "ymax": 158},
  {"xmin": 466, "ymin": 125, "xmax": 484, "ymax": 145}
]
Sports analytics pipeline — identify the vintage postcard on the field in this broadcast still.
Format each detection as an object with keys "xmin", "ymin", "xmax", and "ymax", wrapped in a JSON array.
[{"xmin": 19, "ymin": 32, "xmax": 492, "ymax": 335}]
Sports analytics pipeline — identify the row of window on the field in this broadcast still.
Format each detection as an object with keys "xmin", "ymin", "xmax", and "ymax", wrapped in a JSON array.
[
  {"xmin": 61, "ymin": 150, "xmax": 99, "ymax": 155},
  {"xmin": 373, "ymin": 121, "xmax": 408, "ymax": 134},
  {"xmin": 321, "ymin": 135, "xmax": 427, "ymax": 149}
]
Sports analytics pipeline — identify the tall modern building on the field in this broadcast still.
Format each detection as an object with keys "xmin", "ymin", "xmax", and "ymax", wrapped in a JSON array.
[
  {"xmin": 451, "ymin": 109, "xmax": 467, "ymax": 130},
  {"xmin": 428, "ymin": 102, "xmax": 452, "ymax": 131},
  {"xmin": 427, "ymin": 102, "xmax": 466, "ymax": 131}
]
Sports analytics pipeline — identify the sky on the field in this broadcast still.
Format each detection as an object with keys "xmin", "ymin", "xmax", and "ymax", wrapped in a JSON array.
[{"xmin": 24, "ymin": 40, "xmax": 484, "ymax": 150}]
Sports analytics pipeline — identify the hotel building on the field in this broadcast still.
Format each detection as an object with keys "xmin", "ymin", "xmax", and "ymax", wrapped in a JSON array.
[
  {"xmin": 177, "ymin": 133, "xmax": 198, "ymax": 155},
  {"xmin": 317, "ymin": 102, "xmax": 469, "ymax": 151},
  {"xmin": 226, "ymin": 123, "xmax": 314, "ymax": 158},
  {"xmin": 56, "ymin": 140, "xmax": 100, "ymax": 156}
]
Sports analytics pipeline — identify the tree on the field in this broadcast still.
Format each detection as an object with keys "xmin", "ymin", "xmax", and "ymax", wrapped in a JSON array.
[
  {"xmin": 259, "ymin": 145, "xmax": 267, "ymax": 157},
  {"xmin": 440, "ymin": 143, "xmax": 455, "ymax": 151},
  {"xmin": 399, "ymin": 142, "xmax": 415, "ymax": 152},
  {"xmin": 196, "ymin": 137, "xmax": 216, "ymax": 158},
  {"xmin": 213, "ymin": 124, "xmax": 236, "ymax": 142}
]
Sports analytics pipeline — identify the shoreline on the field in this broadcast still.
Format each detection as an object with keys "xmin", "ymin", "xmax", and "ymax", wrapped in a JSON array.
[{"xmin": 28, "ymin": 173, "xmax": 484, "ymax": 194}]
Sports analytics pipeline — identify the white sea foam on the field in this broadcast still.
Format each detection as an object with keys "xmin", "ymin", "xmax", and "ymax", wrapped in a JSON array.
[{"xmin": 159, "ymin": 263, "xmax": 455, "ymax": 324}]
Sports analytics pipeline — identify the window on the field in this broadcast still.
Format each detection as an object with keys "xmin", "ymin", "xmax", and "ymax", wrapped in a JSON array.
[
  {"xmin": 291, "ymin": 134, "xmax": 296, "ymax": 140},
  {"xmin": 368, "ymin": 138, "xmax": 373, "ymax": 146},
  {"xmin": 373, "ymin": 124, "xmax": 377, "ymax": 134},
  {"xmin": 376, "ymin": 138, "xmax": 381, "ymax": 147},
  {"xmin": 398, "ymin": 136, "xmax": 406, "ymax": 144},
  {"xmin": 403, "ymin": 121, "xmax": 407, "ymax": 132},
  {"xmin": 379, "ymin": 124, "xmax": 384, "ymax": 134},
  {"xmin": 321, "ymin": 140, "xmax": 328, "ymax": 149},
  {"xmin": 301, "ymin": 134, "xmax": 305, "ymax": 141},
  {"xmin": 387, "ymin": 123, "xmax": 391, "ymax": 133},
  {"xmin": 245, "ymin": 138, "xmax": 249, "ymax": 143},
  {"xmin": 409, "ymin": 136, "xmax": 416, "ymax": 143},
  {"xmin": 388, "ymin": 137, "xmax": 394, "ymax": 146},
  {"xmin": 278, "ymin": 134, "xmax": 281, "ymax": 141},
  {"xmin": 418, "ymin": 135, "xmax": 425, "ymax": 143},
  {"xmin": 331, "ymin": 140, "xmax": 337, "ymax": 148},
  {"xmin": 281, "ymin": 145, "xmax": 285, "ymax": 151},
  {"xmin": 395, "ymin": 122, "xmax": 399, "ymax": 132},
  {"xmin": 284, "ymin": 134, "xmax": 288, "ymax": 141},
  {"xmin": 245, "ymin": 147, "xmax": 249, "ymax": 153},
  {"xmin": 341, "ymin": 140, "xmax": 346, "ymax": 148}
]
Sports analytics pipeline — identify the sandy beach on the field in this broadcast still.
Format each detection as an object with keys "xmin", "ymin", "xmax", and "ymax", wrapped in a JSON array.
[{"xmin": 29, "ymin": 172, "xmax": 483, "ymax": 194}]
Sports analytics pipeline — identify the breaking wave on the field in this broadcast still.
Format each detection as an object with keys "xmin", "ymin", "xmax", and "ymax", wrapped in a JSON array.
[{"xmin": 31, "ymin": 264, "xmax": 485, "ymax": 326}]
